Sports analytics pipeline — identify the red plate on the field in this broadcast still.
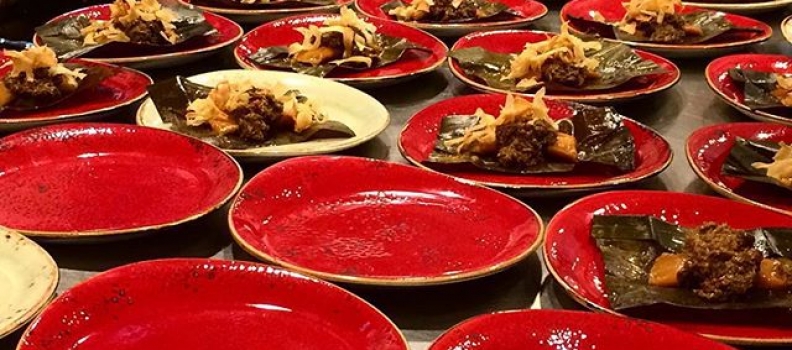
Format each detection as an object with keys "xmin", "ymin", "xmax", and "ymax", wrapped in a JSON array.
[
  {"xmin": 180, "ymin": 0, "xmax": 353, "ymax": 24},
  {"xmin": 0, "ymin": 56, "xmax": 151, "ymax": 132},
  {"xmin": 0, "ymin": 123, "xmax": 242, "ymax": 239},
  {"xmin": 355, "ymin": 0, "xmax": 548, "ymax": 37},
  {"xmin": 449, "ymin": 30, "xmax": 680, "ymax": 103},
  {"xmin": 429, "ymin": 309, "xmax": 734, "ymax": 350},
  {"xmin": 560, "ymin": 0, "xmax": 772, "ymax": 54},
  {"xmin": 234, "ymin": 14, "xmax": 447, "ymax": 87},
  {"xmin": 544, "ymin": 190, "xmax": 792, "ymax": 345},
  {"xmin": 706, "ymin": 54, "xmax": 792, "ymax": 125},
  {"xmin": 229, "ymin": 156, "xmax": 543, "ymax": 285},
  {"xmin": 687, "ymin": 122, "xmax": 792, "ymax": 216},
  {"xmin": 33, "ymin": 5, "xmax": 243, "ymax": 69},
  {"xmin": 17, "ymin": 259, "xmax": 408, "ymax": 350},
  {"xmin": 398, "ymin": 94, "xmax": 672, "ymax": 194}
]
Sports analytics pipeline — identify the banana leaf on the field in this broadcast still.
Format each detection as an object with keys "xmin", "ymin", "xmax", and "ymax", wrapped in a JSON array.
[
  {"xmin": 194, "ymin": 0, "xmax": 336, "ymax": 8},
  {"xmin": 592, "ymin": 214, "xmax": 792, "ymax": 310},
  {"xmin": 728, "ymin": 68, "xmax": 789, "ymax": 110},
  {"xmin": 721, "ymin": 137, "xmax": 791, "ymax": 190},
  {"xmin": 146, "ymin": 76, "xmax": 355, "ymax": 150},
  {"xmin": 0, "ymin": 64, "xmax": 111, "ymax": 113},
  {"xmin": 424, "ymin": 103, "xmax": 636, "ymax": 174},
  {"xmin": 35, "ymin": 2, "xmax": 216, "ymax": 60},
  {"xmin": 381, "ymin": 0, "xmax": 515, "ymax": 23},
  {"xmin": 448, "ymin": 41, "xmax": 664, "ymax": 92},
  {"xmin": 248, "ymin": 35, "xmax": 429, "ymax": 78}
]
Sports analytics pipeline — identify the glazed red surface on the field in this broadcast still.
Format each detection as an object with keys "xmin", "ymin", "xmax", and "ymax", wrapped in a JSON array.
[
  {"xmin": 235, "ymin": 14, "xmax": 447, "ymax": 80},
  {"xmin": 687, "ymin": 122, "xmax": 792, "ymax": 214},
  {"xmin": 356, "ymin": 0, "xmax": 547, "ymax": 26},
  {"xmin": 35, "ymin": 5, "xmax": 242, "ymax": 59},
  {"xmin": 0, "ymin": 56, "xmax": 150, "ymax": 123},
  {"xmin": 544, "ymin": 190, "xmax": 792, "ymax": 343},
  {"xmin": 706, "ymin": 54, "xmax": 792, "ymax": 121},
  {"xmin": 430, "ymin": 310, "xmax": 734, "ymax": 350},
  {"xmin": 0, "ymin": 124, "xmax": 240, "ymax": 233},
  {"xmin": 18, "ymin": 259, "xmax": 407, "ymax": 350},
  {"xmin": 399, "ymin": 94, "xmax": 671, "ymax": 188},
  {"xmin": 230, "ymin": 156, "xmax": 541, "ymax": 282},
  {"xmin": 450, "ymin": 30, "xmax": 680, "ymax": 100}
]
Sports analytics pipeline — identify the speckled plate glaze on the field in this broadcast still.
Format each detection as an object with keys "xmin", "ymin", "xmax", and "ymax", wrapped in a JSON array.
[
  {"xmin": 33, "ymin": 5, "xmax": 243, "ymax": 70},
  {"xmin": 0, "ymin": 227, "xmax": 58, "ymax": 339},
  {"xmin": 429, "ymin": 310, "xmax": 735, "ymax": 350},
  {"xmin": 0, "ymin": 123, "xmax": 242, "ymax": 239},
  {"xmin": 544, "ymin": 190, "xmax": 792, "ymax": 345},
  {"xmin": 234, "ymin": 14, "xmax": 448, "ymax": 88},
  {"xmin": 706, "ymin": 54, "xmax": 792, "ymax": 126},
  {"xmin": 355, "ymin": 0, "xmax": 548, "ymax": 37},
  {"xmin": 449, "ymin": 30, "xmax": 681, "ymax": 103},
  {"xmin": 398, "ymin": 94, "xmax": 673, "ymax": 195},
  {"xmin": 560, "ymin": 0, "xmax": 772, "ymax": 57},
  {"xmin": 137, "ymin": 70, "xmax": 389, "ymax": 162},
  {"xmin": 685, "ymin": 0, "xmax": 792, "ymax": 14},
  {"xmin": 0, "ymin": 55, "xmax": 152, "ymax": 133},
  {"xmin": 179, "ymin": 0, "xmax": 353, "ymax": 24},
  {"xmin": 687, "ymin": 122, "xmax": 792, "ymax": 216},
  {"xmin": 229, "ymin": 156, "xmax": 543, "ymax": 286},
  {"xmin": 17, "ymin": 259, "xmax": 408, "ymax": 350}
]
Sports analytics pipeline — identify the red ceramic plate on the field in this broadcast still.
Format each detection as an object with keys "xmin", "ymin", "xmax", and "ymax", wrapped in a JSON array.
[
  {"xmin": 33, "ymin": 5, "xmax": 243, "ymax": 69},
  {"xmin": 449, "ymin": 30, "xmax": 681, "ymax": 103},
  {"xmin": 687, "ymin": 122, "xmax": 792, "ymax": 216},
  {"xmin": 544, "ymin": 190, "xmax": 792, "ymax": 345},
  {"xmin": 0, "ymin": 123, "xmax": 242, "ymax": 239},
  {"xmin": 706, "ymin": 54, "xmax": 792, "ymax": 126},
  {"xmin": 180, "ymin": 0, "xmax": 353, "ymax": 24},
  {"xmin": 0, "ymin": 56, "xmax": 151, "ymax": 132},
  {"xmin": 355, "ymin": 0, "xmax": 548, "ymax": 37},
  {"xmin": 234, "ymin": 14, "xmax": 447, "ymax": 87},
  {"xmin": 560, "ymin": 0, "xmax": 772, "ymax": 55},
  {"xmin": 229, "ymin": 156, "xmax": 543, "ymax": 286},
  {"xmin": 398, "ymin": 94, "xmax": 672, "ymax": 194},
  {"xmin": 429, "ymin": 310, "xmax": 735, "ymax": 350},
  {"xmin": 17, "ymin": 259, "xmax": 409, "ymax": 350}
]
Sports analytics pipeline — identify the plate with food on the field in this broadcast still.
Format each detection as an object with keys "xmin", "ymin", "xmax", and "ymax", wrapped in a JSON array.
[
  {"xmin": 136, "ymin": 70, "xmax": 389, "ymax": 161},
  {"xmin": 229, "ymin": 156, "xmax": 543, "ymax": 286},
  {"xmin": 234, "ymin": 8, "xmax": 447, "ymax": 88},
  {"xmin": 33, "ymin": 0, "xmax": 243, "ymax": 69},
  {"xmin": 17, "ymin": 259, "xmax": 409, "ymax": 350},
  {"xmin": 544, "ymin": 190, "xmax": 792, "ymax": 345},
  {"xmin": 0, "ymin": 46, "xmax": 151, "ymax": 132},
  {"xmin": 0, "ymin": 227, "xmax": 58, "ymax": 339},
  {"xmin": 706, "ymin": 54, "xmax": 792, "ymax": 126},
  {"xmin": 428, "ymin": 310, "xmax": 734, "ymax": 350},
  {"xmin": 179, "ymin": 0, "xmax": 353, "ymax": 24},
  {"xmin": 398, "ymin": 92, "xmax": 672, "ymax": 195},
  {"xmin": 355, "ymin": 0, "xmax": 547, "ymax": 37},
  {"xmin": 782, "ymin": 15, "xmax": 792, "ymax": 46},
  {"xmin": 0, "ymin": 123, "xmax": 242, "ymax": 240},
  {"xmin": 684, "ymin": 0, "xmax": 792, "ymax": 14},
  {"xmin": 560, "ymin": 0, "xmax": 772, "ymax": 57},
  {"xmin": 448, "ymin": 25, "xmax": 680, "ymax": 103},
  {"xmin": 687, "ymin": 122, "xmax": 792, "ymax": 216}
]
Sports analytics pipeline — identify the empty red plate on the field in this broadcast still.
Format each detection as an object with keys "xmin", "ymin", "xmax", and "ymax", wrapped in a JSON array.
[
  {"xmin": 229, "ymin": 156, "xmax": 543, "ymax": 286},
  {"xmin": 687, "ymin": 122, "xmax": 792, "ymax": 216},
  {"xmin": 544, "ymin": 190, "xmax": 792, "ymax": 345},
  {"xmin": 429, "ymin": 310, "xmax": 734, "ymax": 350},
  {"xmin": 0, "ymin": 123, "xmax": 242, "ymax": 239},
  {"xmin": 398, "ymin": 94, "xmax": 672, "ymax": 194},
  {"xmin": 234, "ymin": 14, "xmax": 447, "ymax": 87},
  {"xmin": 706, "ymin": 54, "xmax": 792, "ymax": 125},
  {"xmin": 17, "ymin": 259, "xmax": 408, "ymax": 350}
]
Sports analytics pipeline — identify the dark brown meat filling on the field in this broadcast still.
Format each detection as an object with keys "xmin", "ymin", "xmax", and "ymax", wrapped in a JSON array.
[
  {"xmin": 541, "ymin": 57, "xmax": 593, "ymax": 88},
  {"xmin": 228, "ymin": 88, "xmax": 285, "ymax": 142},
  {"xmin": 495, "ymin": 120, "xmax": 557, "ymax": 169},
  {"xmin": 633, "ymin": 14, "xmax": 688, "ymax": 43},
  {"xmin": 2, "ymin": 68, "xmax": 76, "ymax": 103},
  {"xmin": 116, "ymin": 19, "xmax": 171, "ymax": 45},
  {"xmin": 426, "ymin": 0, "xmax": 479, "ymax": 22}
]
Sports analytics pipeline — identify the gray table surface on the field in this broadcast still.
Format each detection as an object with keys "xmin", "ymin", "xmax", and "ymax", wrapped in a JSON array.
[{"xmin": 2, "ymin": 1, "xmax": 792, "ymax": 349}]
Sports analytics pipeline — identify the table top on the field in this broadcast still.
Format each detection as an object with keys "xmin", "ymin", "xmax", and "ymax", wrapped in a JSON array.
[{"xmin": 1, "ymin": 1, "xmax": 791, "ymax": 349}]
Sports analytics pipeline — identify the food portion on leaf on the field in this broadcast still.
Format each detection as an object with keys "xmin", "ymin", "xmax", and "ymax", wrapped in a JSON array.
[
  {"xmin": 728, "ymin": 68, "xmax": 792, "ymax": 110},
  {"xmin": 592, "ymin": 215, "xmax": 792, "ymax": 310},
  {"xmin": 425, "ymin": 89, "xmax": 636, "ymax": 174},
  {"xmin": 383, "ymin": 0, "xmax": 512, "ymax": 23},
  {"xmin": 193, "ymin": 0, "xmax": 336, "ymax": 9},
  {"xmin": 0, "ymin": 46, "xmax": 88, "ymax": 111},
  {"xmin": 449, "ymin": 24, "xmax": 664, "ymax": 92},
  {"xmin": 146, "ymin": 76, "xmax": 355, "ymax": 150},
  {"xmin": 722, "ymin": 137, "xmax": 792, "ymax": 190},
  {"xmin": 248, "ymin": 7, "xmax": 428, "ymax": 77}
]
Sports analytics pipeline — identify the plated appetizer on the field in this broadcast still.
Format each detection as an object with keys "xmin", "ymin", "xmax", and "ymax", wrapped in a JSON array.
[
  {"xmin": 685, "ymin": 0, "xmax": 792, "ymax": 15},
  {"xmin": 192, "ymin": 0, "xmax": 337, "ymax": 8},
  {"xmin": 384, "ymin": 0, "xmax": 513, "ymax": 23},
  {"xmin": 179, "ymin": 0, "xmax": 353, "ymax": 25},
  {"xmin": 723, "ymin": 137, "xmax": 792, "ymax": 190}
]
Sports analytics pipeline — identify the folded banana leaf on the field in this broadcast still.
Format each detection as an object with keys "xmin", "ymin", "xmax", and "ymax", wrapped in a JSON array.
[
  {"xmin": 424, "ymin": 103, "xmax": 636, "ymax": 174},
  {"xmin": 248, "ymin": 35, "xmax": 428, "ymax": 78},
  {"xmin": 0, "ymin": 64, "xmax": 111, "ymax": 113},
  {"xmin": 728, "ymin": 68, "xmax": 789, "ymax": 110},
  {"xmin": 147, "ymin": 76, "xmax": 355, "ymax": 150},
  {"xmin": 449, "ymin": 42, "xmax": 664, "ymax": 92},
  {"xmin": 35, "ymin": 2, "xmax": 216, "ymax": 59},
  {"xmin": 194, "ymin": 0, "xmax": 336, "ymax": 8},
  {"xmin": 571, "ymin": 11, "xmax": 744, "ymax": 44},
  {"xmin": 381, "ymin": 0, "xmax": 515, "ymax": 23},
  {"xmin": 721, "ymin": 137, "xmax": 791, "ymax": 190},
  {"xmin": 592, "ymin": 214, "xmax": 792, "ymax": 310}
]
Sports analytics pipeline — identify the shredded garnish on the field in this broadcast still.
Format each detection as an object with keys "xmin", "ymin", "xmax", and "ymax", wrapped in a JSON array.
[
  {"xmin": 614, "ymin": 0, "xmax": 681, "ymax": 34},
  {"xmin": 388, "ymin": 0, "xmax": 434, "ymax": 21},
  {"xmin": 81, "ymin": 0, "xmax": 179, "ymax": 45},
  {"xmin": 287, "ymin": 7, "xmax": 378, "ymax": 67},
  {"xmin": 2, "ymin": 47, "xmax": 85, "ymax": 87},
  {"xmin": 753, "ymin": 142, "xmax": 792, "ymax": 187},
  {"xmin": 773, "ymin": 75, "xmax": 792, "ymax": 107}
]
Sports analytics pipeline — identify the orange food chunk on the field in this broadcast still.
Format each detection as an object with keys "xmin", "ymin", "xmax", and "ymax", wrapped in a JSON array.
[
  {"xmin": 757, "ymin": 259, "xmax": 792, "ymax": 289},
  {"xmin": 294, "ymin": 47, "xmax": 338, "ymax": 66},
  {"xmin": 649, "ymin": 253, "xmax": 686, "ymax": 287},
  {"xmin": 548, "ymin": 133, "xmax": 577, "ymax": 162}
]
